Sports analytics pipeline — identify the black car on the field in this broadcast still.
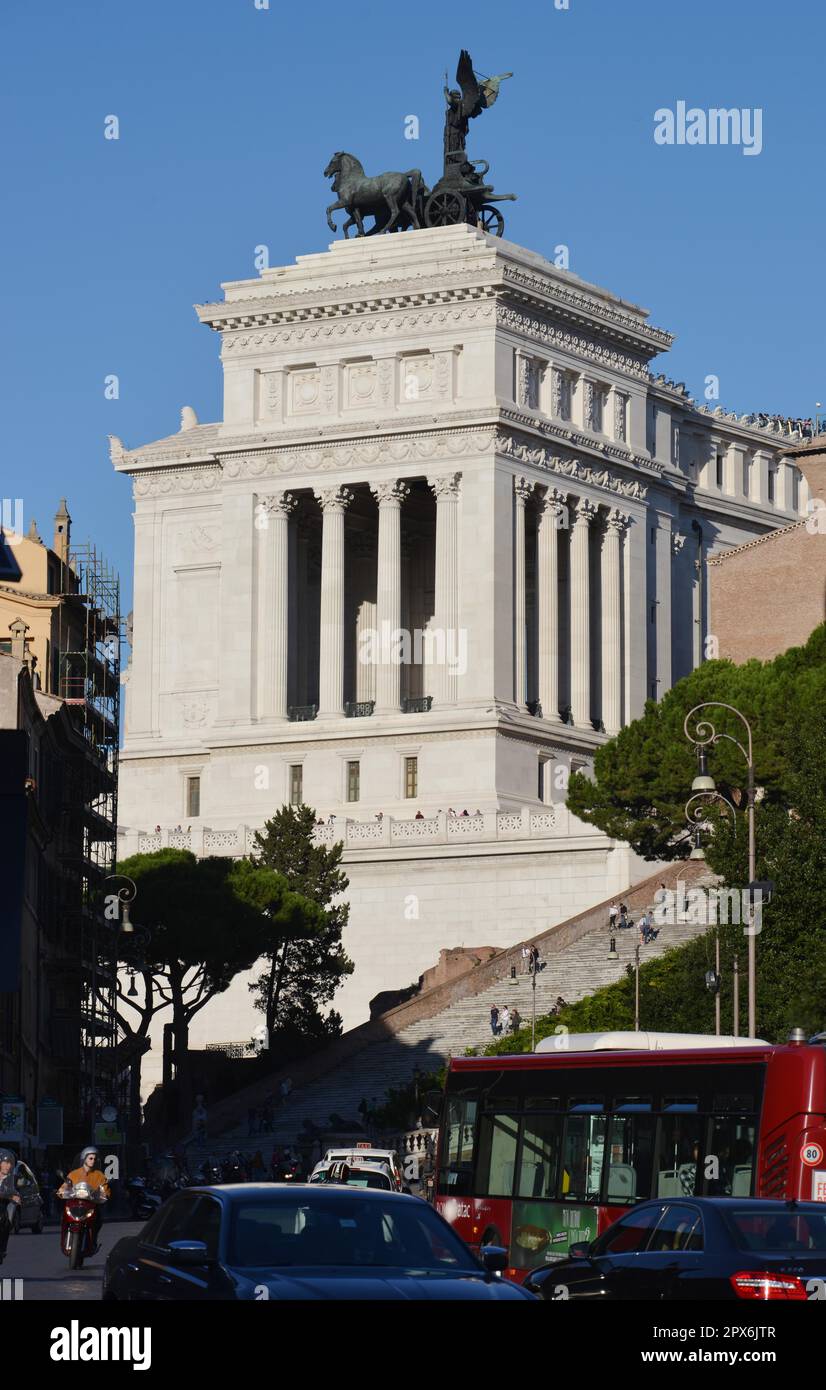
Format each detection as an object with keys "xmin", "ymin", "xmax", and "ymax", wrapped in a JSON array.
[
  {"xmin": 525, "ymin": 1198, "xmax": 826, "ymax": 1301},
  {"xmin": 102, "ymin": 1183, "xmax": 536, "ymax": 1301}
]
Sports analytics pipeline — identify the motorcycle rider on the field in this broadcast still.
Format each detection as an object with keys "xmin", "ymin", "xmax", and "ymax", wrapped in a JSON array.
[
  {"xmin": 0, "ymin": 1149, "xmax": 22, "ymax": 1265},
  {"xmin": 58, "ymin": 1146, "xmax": 111, "ymax": 1249}
]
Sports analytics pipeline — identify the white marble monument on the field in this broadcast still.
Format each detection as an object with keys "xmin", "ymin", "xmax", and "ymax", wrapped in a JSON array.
[{"xmin": 113, "ymin": 225, "xmax": 806, "ymax": 1091}]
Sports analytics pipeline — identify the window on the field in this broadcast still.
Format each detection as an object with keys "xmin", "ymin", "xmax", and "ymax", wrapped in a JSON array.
[
  {"xmin": 346, "ymin": 760, "xmax": 360, "ymax": 803},
  {"xmin": 605, "ymin": 1111, "xmax": 656, "ymax": 1204},
  {"xmin": 289, "ymin": 764, "xmax": 303, "ymax": 806},
  {"xmin": 439, "ymin": 1095, "xmax": 477, "ymax": 1197},
  {"xmin": 703, "ymin": 1116, "xmax": 756, "ymax": 1196},
  {"xmin": 768, "ymin": 468, "xmax": 775, "ymax": 503},
  {"xmin": 404, "ymin": 755, "xmax": 418, "ymax": 799},
  {"xmin": 184, "ymin": 1196, "xmax": 222, "ymax": 1259},
  {"xmin": 476, "ymin": 1112, "xmax": 519, "ymax": 1197},
  {"xmin": 716, "ymin": 452, "xmax": 724, "ymax": 488},
  {"xmin": 537, "ymin": 757, "xmax": 550, "ymax": 803},
  {"xmin": 561, "ymin": 1101, "xmax": 606, "ymax": 1202},
  {"xmin": 518, "ymin": 1113, "xmax": 562, "ymax": 1199},
  {"xmin": 654, "ymin": 1113, "xmax": 704, "ymax": 1198},
  {"xmin": 648, "ymin": 1204, "xmax": 704, "ymax": 1253},
  {"xmin": 186, "ymin": 776, "xmax": 200, "ymax": 819},
  {"xmin": 591, "ymin": 1205, "xmax": 663, "ymax": 1256},
  {"xmin": 743, "ymin": 455, "xmax": 752, "ymax": 497}
]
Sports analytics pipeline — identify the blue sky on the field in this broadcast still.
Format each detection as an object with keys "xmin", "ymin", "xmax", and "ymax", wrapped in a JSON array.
[{"xmin": 2, "ymin": 0, "xmax": 824, "ymax": 613}]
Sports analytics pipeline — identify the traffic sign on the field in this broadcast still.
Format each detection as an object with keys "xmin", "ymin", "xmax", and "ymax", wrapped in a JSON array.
[{"xmin": 801, "ymin": 1141, "xmax": 824, "ymax": 1167}]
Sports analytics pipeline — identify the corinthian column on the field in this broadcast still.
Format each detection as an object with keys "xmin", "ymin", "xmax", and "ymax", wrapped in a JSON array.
[
  {"xmin": 255, "ymin": 492, "xmax": 296, "ymax": 719},
  {"xmin": 536, "ymin": 486, "xmax": 567, "ymax": 721},
  {"xmin": 428, "ymin": 472, "xmax": 461, "ymax": 706},
  {"xmin": 314, "ymin": 486, "xmax": 353, "ymax": 716},
  {"xmin": 371, "ymin": 480, "xmax": 409, "ymax": 713},
  {"xmin": 601, "ymin": 508, "xmax": 629, "ymax": 736},
  {"xmin": 513, "ymin": 476, "xmax": 533, "ymax": 708},
  {"xmin": 570, "ymin": 496, "xmax": 597, "ymax": 728}
]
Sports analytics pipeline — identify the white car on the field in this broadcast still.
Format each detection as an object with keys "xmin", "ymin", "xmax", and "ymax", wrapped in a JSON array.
[{"xmin": 321, "ymin": 1146, "xmax": 403, "ymax": 1188}]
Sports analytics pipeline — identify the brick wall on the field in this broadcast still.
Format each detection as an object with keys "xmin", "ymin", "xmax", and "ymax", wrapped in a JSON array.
[{"xmin": 710, "ymin": 523, "xmax": 826, "ymax": 664}]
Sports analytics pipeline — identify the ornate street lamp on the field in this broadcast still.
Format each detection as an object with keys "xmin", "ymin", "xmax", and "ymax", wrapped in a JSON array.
[{"xmin": 684, "ymin": 702, "xmax": 758, "ymax": 1038}]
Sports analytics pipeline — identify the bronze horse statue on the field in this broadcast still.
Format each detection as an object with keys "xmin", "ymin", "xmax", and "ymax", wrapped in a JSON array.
[{"xmin": 324, "ymin": 152, "xmax": 424, "ymax": 237}]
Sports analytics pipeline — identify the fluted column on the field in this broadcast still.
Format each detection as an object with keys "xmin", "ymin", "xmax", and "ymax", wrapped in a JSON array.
[
  {"xmin": 601, "ymin": 508, "xmax": 629, "ymax": 735},
  {"xmin": 256, "ymin": 492, "xmax": 296, "ymax": 719},
  {"xmin": 371, "ymin": 480, "xmax": 409, "ymax": 713},
  {"xmin": 570, "ymin": 497, "xmax": 597, "ymax": 728},
  {"xmin": 536, "ymin": 486, "xmax": 567, "ymax": 721},
  {"xmin": 513, "ymin": 476, "xmax": 533, "ymax": 708},
  {"xmin": 428, "ymin": 473, "xmax": 461, "ymax": 706},
  {"xmin": 315, "ymin": 486, "xmax": 353, "ymax": 716}
]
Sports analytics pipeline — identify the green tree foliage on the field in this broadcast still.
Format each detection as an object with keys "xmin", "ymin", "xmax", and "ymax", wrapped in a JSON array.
[
  {"xmin": 248, "ymin": 805, "xmax": 354, "ymax": 1047},
  {"xmin": 116, "ymin": 848, "xmax": 323, "ymax": 1108},
  {"xmin": 567, "ymin": 624, "xmax": 826, "ymax": 861},
  {"xmin": 487, "ymin": 625, "xmax": 826, "ymax": 1051}
]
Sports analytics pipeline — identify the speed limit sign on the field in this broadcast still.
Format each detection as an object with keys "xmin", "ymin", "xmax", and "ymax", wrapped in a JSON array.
[{"xmin": 801, "ymin": 1142, "xmax": 824, "ymax": 1167}]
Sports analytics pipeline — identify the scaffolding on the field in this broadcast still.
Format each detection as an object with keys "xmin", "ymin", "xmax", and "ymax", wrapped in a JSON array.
[{"xmin": 55, "ymin": 542, "xmax": 124, "ymax": 1133}]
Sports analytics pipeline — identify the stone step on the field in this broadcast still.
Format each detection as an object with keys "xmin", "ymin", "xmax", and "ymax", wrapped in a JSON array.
[{"xmin": 213, "ymin": 885, "xmax": 714, "ymax": 1149}]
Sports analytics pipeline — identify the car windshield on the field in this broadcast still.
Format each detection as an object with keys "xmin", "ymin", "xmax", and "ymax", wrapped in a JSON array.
[
  {"xmin": 725, "ymin": 1209, "xmax": 826, "ymax": 1252},
  {"xmin": 228, "ymin": 1195, "xmax": 480, "ymax": 1271},
  {"xmin": 341, "ymin": 1172, "xmax": 392, "ymax": 1189}
]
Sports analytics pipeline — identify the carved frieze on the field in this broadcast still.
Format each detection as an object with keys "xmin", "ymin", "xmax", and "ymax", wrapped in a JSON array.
[
  {"xmin": 133, "ymin": 466, "xmax": 220, "ymax": 499},
  {"xmin": 495, "ymin": 430, "xmax": 648, "ymax": 501},
  {"xmin": 498, "ymin": 305, "xmax": 651, "ymax": 381}
]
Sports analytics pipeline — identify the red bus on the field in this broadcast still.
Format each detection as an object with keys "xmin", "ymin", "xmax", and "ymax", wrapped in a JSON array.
[{"xmin": 434, "ymin": 1031, "xmax": 826, "ymax": 1283}]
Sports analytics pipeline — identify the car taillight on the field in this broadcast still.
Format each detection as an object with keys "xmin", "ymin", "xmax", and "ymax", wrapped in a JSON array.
[{"xmin": 730, "ymin": 1270, "xmax": 808, "ymax": 1300}]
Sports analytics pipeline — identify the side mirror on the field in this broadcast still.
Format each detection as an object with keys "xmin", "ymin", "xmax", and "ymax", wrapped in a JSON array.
[
  {"xmin": 481, "ymin": 1244, "xmax": 508, "ymax": 1275},
  {"xmin": 569, "ymin": 1241, "xmax": 591, "ymax": 1259},
  {"xmin": 167, "ymin": 1240, "xmax": 209, "ymax": 1266}
]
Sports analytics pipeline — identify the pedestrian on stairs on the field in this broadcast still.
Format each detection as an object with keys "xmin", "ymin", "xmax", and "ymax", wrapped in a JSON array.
[
  {"xmin": 499, "ymin": 1004, "xmax": 511, "ymax": 1035},
  {"xmin": 510, "ymin": 1008, "xmax": 522, "ymax": 1033},
  {"xmin": 490, "ymin": 1004, "xmax": 500, "ymax": 1037},
  {"xmin": 619, "ymin": 902, "xmax": 629, "ymax": 929},
  {"xmin": 521, "ymin": 945, "xmax": 530, "ymax": 975},
  {"xmin": 609, "ymin": 901, "xmax": 618, "ymax": 928}
]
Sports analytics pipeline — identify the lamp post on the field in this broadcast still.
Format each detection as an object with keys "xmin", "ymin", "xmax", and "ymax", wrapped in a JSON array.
[
  {"xmin": 684, "ymin": 702, "xmax": 758, "ymax": 1037},
  {"xmin": 633, "ymin": 944, "xmax": 640, "ymax": 1031}
]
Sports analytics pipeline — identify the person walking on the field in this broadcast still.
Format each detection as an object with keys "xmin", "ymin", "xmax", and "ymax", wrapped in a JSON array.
[
  {"xmin": 521, "ymin": 945, "xmax": 531, "ymax": 975},
  {"xmin": 490, "ymin": 1004, "xmax": 500, "ymax": 1037},
  {"xmin": 608, "ymin": 901, "xmax": 618, "ymax": 929},
  {"xmin": 619, "ymin": 902, "xmax": 629, "ymax": 929},
  {"xmin": 510, "ymin": 1008, "xmax": 522, "ymax": 1033},
  {"xmin": 529, "ymin": 945, "xmax": 541, "ymax": 974},
  {"xmin": 499, "ymin": 1004, "xmax": 511, "ymax": 1035}
]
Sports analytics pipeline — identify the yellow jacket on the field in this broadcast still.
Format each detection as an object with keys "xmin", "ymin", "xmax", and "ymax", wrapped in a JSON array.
[{"xmin": 64, "ymin": 1168, "xmax": 111, "ymax": 1199}]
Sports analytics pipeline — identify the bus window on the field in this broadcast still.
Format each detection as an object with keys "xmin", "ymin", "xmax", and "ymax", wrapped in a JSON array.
[
  {"xmin": 704, "ymin": 1117, "xmax": 756, "ymax": 1196},
  {"xmin": 561, "ymin": 1112, "xmax": 606, "ymax": 1201},
  {"xmin": 654, "ymin": 1115, "xmax": 704, "ymax": 1197},
  {"xmin": 439, "ymin": 1096, "xmax": 477, "ymax": 1195},
  {"xmin": 477, "ymin": 1113, "xmax": 519, "ymax": 1197},
  {"xmin": 606, "ymin": 1113, "xmax": 656, "ymax": 1204},
  {"xmin": 517, "ymin": 1114, "xmax": 562, "ymax": 1199}
]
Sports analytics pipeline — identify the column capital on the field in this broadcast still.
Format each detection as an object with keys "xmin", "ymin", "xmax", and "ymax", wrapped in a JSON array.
[
  {"xmin": 513, "ymin": 475, "xmax": 535, "ymax": 505},
  {"xmin": 572, "ymin": 497, "xmax": 598, "ymax": 527},
  {"xmin": 604, "ymin": 506, "xmax": 631, "ymax": 534},
  {"xmin": 258, "ymin": 491, "xmax": 297, "ymax": 518},
  {"xmin": 371, "ymin": 479, "xmax": 410, "ymax": 507},
  {"xmin": 537, "ymin": 484, "xmax": 568, "ymax": 517},
  {"xmin": 428, "ymin": 472, "xmax": 462, "ymax": 500},
  {"xmin": 314, "ymin": 485, "xmax": 354, "ymax": 514}
]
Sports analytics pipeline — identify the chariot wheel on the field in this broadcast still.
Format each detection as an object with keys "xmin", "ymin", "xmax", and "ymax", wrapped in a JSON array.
[
  {"xmin": 424, "ymin": 189, "xmax": 465, "ymax": 228},
  {"xmin": 478, "ymin": 204, "xmax": 505, "ymax": 237}
]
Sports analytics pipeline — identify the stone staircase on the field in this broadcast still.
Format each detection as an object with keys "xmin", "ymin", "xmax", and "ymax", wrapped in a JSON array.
[{"xmin": 198, "ymin": 861, "xmax": 716, "ymax": 1154}]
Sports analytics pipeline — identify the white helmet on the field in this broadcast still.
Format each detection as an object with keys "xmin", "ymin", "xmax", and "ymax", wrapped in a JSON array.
[{"xmin": 80, "ymin": 1146, "xmax": 100, "ymax": 1164}]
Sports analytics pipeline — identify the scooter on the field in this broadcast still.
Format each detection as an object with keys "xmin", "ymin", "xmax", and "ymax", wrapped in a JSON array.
[{"xmin": 58, "ymin": 1184, "xmax": 102, "ymax": 1270}]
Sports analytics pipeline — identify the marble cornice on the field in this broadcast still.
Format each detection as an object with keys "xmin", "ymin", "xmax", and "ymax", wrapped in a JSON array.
[
  {"xmin": 499, "ymin": 263, "xmax": 673, "ymax": 354},
  {"xmin": 499, "ymin": 405, "xmax": 661, "ymax": 475},
  {"xmin": 496, "ymin": 303, "xmax": 653, "ymax": 381},
  {"xmin": 126, "ymin": 415, "xmax": 656, "ymax": 503}
]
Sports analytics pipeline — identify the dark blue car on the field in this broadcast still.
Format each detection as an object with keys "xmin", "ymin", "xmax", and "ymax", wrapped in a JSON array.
[{"xmin": 102, "ymin": 1183, "xmax": 536, "ymax": 1301}]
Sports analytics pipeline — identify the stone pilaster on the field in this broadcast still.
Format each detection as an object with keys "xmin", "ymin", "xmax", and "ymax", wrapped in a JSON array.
[
  {"xmin": 314, "ymin": 486, "xmax": 353, "ymax": 716},
  {"xmin": 513, "ymin": 476, "xmax": 533, "ymax": 708},
  {"xmin": 570, "ymin": 497, "xmax": 597, "ymax": 728},
  {"xmin": 371, "ymin": 480, "xmax": 409, "ymax": 713},
  {"xmin": 255, "ymin": 492, "xmax": 296, "ymax": 719},
  {"xmin": 428, "ymin": 472, "xmax": 461, "ymax": 706},
  {"xmin": 536, "ymin": 485, "xmax": 567, "ymax": 721},
  {"xmin": 601, "ymin": 508, "xmax": 629, "ymax": 735}
]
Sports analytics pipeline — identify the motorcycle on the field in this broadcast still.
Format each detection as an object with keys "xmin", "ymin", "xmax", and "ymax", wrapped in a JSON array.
[{"xmin": 58, "ymin": 1183, "xmax": 102, "ymax": 1270}]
